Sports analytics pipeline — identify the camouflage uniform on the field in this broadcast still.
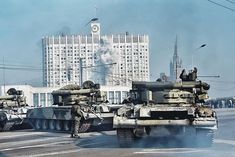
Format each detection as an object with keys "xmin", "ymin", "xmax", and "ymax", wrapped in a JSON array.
[{"xmin": 70, "ymin": 103, "xmax": 83, "ymax": 138}]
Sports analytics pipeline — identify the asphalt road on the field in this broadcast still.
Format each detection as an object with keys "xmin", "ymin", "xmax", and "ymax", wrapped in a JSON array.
[{"xmin": 0, "ymin": 109, "xmax": 235, "ymax": 157}]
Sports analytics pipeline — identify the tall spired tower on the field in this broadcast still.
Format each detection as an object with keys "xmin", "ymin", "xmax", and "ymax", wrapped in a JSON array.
[{"xmin": 170, "ymin": 36, "xmax": 183, "ymax": 82}]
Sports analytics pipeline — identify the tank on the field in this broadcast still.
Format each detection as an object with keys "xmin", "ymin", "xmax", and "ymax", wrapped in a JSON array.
[
  {"xmin": 0, "ymin": 88, "xmax": 29, "ymax": 131},
  {"xmin": 26, "ymin": 81, "xmax": 123, "ymax": 133},
  {"xmin": 114, "ymin": 69, "xmax": 218, "ymax": 147}
]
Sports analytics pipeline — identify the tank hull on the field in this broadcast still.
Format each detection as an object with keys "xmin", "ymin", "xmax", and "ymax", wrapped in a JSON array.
[
  {"xmin": 26, "ymin": 105, "xmax": 118, "ymax": 133},
  {"xmin": 114, "ymin": 105, "xmax": 217, "ymax": 129},
  {"xmin": 0, "ymin": 107, "xmax": 29, "ymax": 131},
  {"xmin": 114, "ymin": 105, "xmax": 218, "ymax": 147}
]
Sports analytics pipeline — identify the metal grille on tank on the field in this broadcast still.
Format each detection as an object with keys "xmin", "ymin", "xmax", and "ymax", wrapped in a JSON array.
[{"xmin": 139, "ymin": 111, "xmax": 189, "ymax": 120}]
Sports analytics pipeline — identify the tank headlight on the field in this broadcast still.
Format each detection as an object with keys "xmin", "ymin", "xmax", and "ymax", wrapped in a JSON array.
[
  {"xmin": 212, "ymin": 111, "xmax": 217, "ymax": 117},
  {"xmin": 187, "ymin": 108, "xmax": 194, "ymax": 115}
]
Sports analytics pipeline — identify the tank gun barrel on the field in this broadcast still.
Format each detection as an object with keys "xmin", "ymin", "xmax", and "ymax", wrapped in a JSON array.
[
  {"xmin": 198, "ymin": 75, "xmax": 220, "ymax": 78},
  {"xmin": 52, "ymin": 88, "xmax": 99, "ymax": 96},
  {"xmin": 132, "ymin": 81, "xmax": 210, "ymax": 90},
  {"xmin": 0, "ymin": 95, "xmax": 17, "ymax": 101}
]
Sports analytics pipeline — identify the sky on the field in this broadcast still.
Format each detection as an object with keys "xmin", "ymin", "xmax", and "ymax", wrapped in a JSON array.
[{"xmin": 0, "ymin": 0, "xmax": 235, "ymax": 98}]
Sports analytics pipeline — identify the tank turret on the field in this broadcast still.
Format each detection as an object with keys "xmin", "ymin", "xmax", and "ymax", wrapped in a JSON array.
[
  {"xmin": 130, "ymin": 80, "xmax": 210, "ymax": 104},
  {"xmin": 51, "ymin": 81, "xmax": 102, "ymax": 106}
]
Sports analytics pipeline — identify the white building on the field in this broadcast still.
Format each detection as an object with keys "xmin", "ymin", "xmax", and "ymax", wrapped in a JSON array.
[
  {"xmin": 0, "ymin": 85, "xmax": 130, "ymax": 107},
  {"xmin": 42, "ymin": 20, "xmax": 149, "ymax": 87}
]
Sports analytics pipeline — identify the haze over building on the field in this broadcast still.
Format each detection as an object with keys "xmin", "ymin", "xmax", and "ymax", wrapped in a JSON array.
[{"xmin": 42, "ymin": 19, "xmax": 149, "ymax": 87}]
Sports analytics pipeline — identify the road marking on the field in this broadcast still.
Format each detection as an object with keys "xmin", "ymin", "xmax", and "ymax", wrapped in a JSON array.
[
  {"xmin": 18, "ymin": 149, "xmax": 83, "ymax": 157},
  {"xmin": 1, "ymin": 134, "xmax": 111, "ymax": 152},
  {"xmin": 214, "ymin": 139, "xmax": 235, "ymax": 146},
  {"xmin": 134, "ymin": 148, "xmax": 206, "ymax": 154},
  {"xmin": 134, "ymin": 139, "xmax": 235, "ymax": 154},
  {"xmin": 0, "ymin": 140, "xmax": 73, "ymax": 152},
  {"xmin": 0, "ymin": 131, "xmax": 48, "ymax": 139},
  {"xmin": 0, "ymin": 135, "xmax": 69, "ymax": 148},
  {"xmin": 78, "ymin": 141, "xmax": 111, "ymax": 147}
]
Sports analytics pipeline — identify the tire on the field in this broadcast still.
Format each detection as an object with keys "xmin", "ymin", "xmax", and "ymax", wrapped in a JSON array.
[
  {"xmin": 35, "ymin": 119, "xmax": 42, "ymax": 130},
  {"xmin": 0, "ymin": 124, "xmax": 4, "ymax": 132},
  {"xmin": 117, "ymin": 128, "xmax": 135, "ymax": 148},
  {"xmin": 55, "ymin": 120, "xmax": 63, "ymax": 131},
  {"xmin": 0, "ymin": 120, "xmax": 6, "ymax": 132},
  {"xmin": 49, "ymin": 120, "xmax": 56, "ymax": 130},
  {"xmin": 63, "ymin": 120, "xmax": 71, "ymax": 131},
  {"xmin": 41, "ymin": 120, "xmax": 48, "ymax": 130}
]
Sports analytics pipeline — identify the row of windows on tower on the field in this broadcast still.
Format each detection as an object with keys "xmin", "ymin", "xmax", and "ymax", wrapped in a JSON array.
[
  {"xmin": 44, "ymin": 36, "xmax": 148, "ymax": 45},
  {"xmin": 45, "ymin": 44, "xmax": 148, "ymax": 50},
  {"xmin": 45, "ymin": 49, "xmax": 148, "ymax": 55}
]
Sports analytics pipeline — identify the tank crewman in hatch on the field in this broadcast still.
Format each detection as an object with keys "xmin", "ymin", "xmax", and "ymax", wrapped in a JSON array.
[
  {"xmin": 180, "ymin": 67, "xmax": 198, "ymax": 81},
  {"xmin": 188, "ymin": 67, "xmax": 198, "ymax": 81},
  {"xmin": 179, "ymin": 69, "xmax": 188, "ymax": 81},
  {"xmin": 70, "ymin": 100, "xmax": 83, "ymax": 138}
]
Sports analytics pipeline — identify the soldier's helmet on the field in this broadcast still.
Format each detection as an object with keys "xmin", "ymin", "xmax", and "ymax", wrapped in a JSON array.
[{"xmin": 75, "ymin": 99, "xmax": 80, "ymax": 104}]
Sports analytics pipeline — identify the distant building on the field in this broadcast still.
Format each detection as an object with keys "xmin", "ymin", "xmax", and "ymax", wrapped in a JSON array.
[
  {"xmin": 42, "ymin": 19, "xmax": 149, "ymax": 87},
  {"xmin": 169, "ymin": 36, "xmax": 183, "ymax": 82}
]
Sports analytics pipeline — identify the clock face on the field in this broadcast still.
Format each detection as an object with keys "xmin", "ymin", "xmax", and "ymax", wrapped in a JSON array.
[{"xmin": 92, "ymin": 24, "xmax": 99, "ymax": 33}]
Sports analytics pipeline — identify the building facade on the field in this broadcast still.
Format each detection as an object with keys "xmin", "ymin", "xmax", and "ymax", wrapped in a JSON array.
[
  {"xmin": 42, "ymin": 20, "xmax": 149, "ymax": 87},
  {"xmin": 169, "ymin": 37, "xmax": 183, "ymax": 82}
]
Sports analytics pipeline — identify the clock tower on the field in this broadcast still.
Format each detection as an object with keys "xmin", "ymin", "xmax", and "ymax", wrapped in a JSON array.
[{"xmin": 91, "ymin": 22, "xmax": 100, "ymax": 35}]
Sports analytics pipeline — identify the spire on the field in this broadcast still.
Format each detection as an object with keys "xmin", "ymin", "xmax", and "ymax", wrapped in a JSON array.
[{"xmin": 174, "ymin": 35, "xmax": 178, "ymax": 57}]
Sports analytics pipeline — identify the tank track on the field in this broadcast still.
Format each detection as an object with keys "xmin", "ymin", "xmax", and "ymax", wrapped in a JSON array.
[
  {"xmin": 28, "ymin": 118, "xmax": 92, "ymax": 133},
  {"xmin": 117, "ymin": 128, "xmax": 135, "ymax": 148},
  {"xmin": 0, "ymin": 121, "xmax": 15, "ymax": 132}
]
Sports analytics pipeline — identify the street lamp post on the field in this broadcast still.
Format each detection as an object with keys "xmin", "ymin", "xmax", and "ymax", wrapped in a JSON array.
[{"xmin": 191, "ymin": 44, "xmax": 206, "ymax": 68}]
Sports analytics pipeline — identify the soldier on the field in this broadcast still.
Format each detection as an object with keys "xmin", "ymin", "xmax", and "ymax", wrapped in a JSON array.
[
  {"xmin": 70, "ymin": 101, "xmax": 83, "ymax": 138},
  {"xmin": 179, "ymin": 69, "xmax": 187, "ymax": 81},
  {"xmin": 188, "ymin": 67, "xmax": 197, "ymax": 81}
]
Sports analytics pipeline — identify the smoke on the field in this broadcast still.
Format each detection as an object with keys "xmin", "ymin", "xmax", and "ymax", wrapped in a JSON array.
[
  {"xmin": 54, "ymin": 26, "xmax": 71, "ymax": 36},
  {"xmin": 124, "ymin": 126, "xmax": 214, "ymax": 149},
  {"xmin": 92, "ymin": 36, "xmax": 119, "ymax": 85}
]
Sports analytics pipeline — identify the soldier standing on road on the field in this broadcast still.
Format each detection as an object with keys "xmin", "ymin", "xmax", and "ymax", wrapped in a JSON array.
[{"xmin": 70, "ymin": 100, "xmax": 83, "ymax": 138}]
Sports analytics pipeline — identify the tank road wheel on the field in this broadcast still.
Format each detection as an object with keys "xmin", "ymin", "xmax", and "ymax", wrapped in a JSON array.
[
  {"xmin": 117, "ymin": 128, "xmax": 135, "ymax": 148},
  {"xmin": 0, "ymin": 114, "xmax": 7, "ymax": 132},
  {"xmin": 41, "ymin": 120, "xmax": 48, "ymax": 130},
  {"xmin": 49, "ymin": 120, "xmax": 56, "ymax": 130},
  {"xmin": 35, "ymin": 119, "xmax": 42, "ymax": 130},
  {"xmin": 63, "ymin": 121, "xmax": 70, "ymax": 132},
  {"xmin": 0, "ymin": 122, "xmax": 5, "ymax": 132},
  {"xmin": 55, "ymin": 120, "xmax": 63, "ymax": 131},
  {"xmin": 195, "ymin": 129, "xmax": 214, "ymax": 147}
]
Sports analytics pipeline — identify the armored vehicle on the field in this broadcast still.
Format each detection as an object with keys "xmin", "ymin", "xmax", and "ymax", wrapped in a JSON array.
[
  {"xmin": 114, "ymin": 69, "xmax": 218, "ymax": 147},
  {"xmin": 26, "ymin": 81, "xmax": 122, "ymax": 133},
  {"xmin": 0, "ymin": 88, "xmax": 29, "ymax": 131}
]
